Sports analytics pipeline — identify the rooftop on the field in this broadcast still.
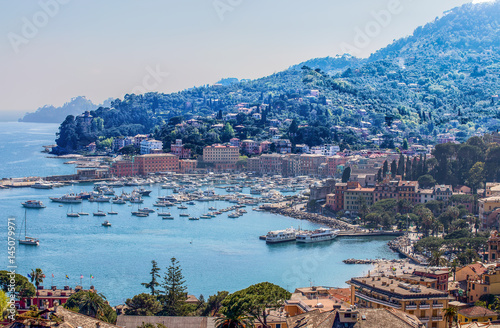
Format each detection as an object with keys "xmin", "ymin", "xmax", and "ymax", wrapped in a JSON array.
[{"xmin": 458, "ymin": 306, "xmax": 498, "ymax": 318}]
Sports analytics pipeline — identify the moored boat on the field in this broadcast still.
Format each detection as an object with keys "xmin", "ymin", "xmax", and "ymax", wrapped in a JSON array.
[
  {"xmin": 21, "ymin": 200, "xmax": 46, "ymax": 208},
  {"xmin": 296, "ymin": 228, "xmax": 338, "ymax": 243},
  {"xmin": 265, "ymin": 228, "xmax": 297, "ymax": 244}
]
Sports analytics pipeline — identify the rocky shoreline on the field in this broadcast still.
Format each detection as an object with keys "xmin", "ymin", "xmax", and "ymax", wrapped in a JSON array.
[{"xmin": 262, "ymin": 206, "xmax": 355, "ymax": 230}]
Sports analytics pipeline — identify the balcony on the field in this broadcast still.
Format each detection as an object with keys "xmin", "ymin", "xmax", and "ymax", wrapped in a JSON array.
[
  {"xmin": 405, "ymin": 305, "xmax": 417, "ymax": 310},
  {"xmin": 355, "ymin": 292, "xmax": 401, "ymax": 309},
  {"xmin": 432, "ymin": 316, "xmax": 443, "ymax": 321},
  {"xmin": 432, "ymin": 303, "xmax": 444, "ymax": 308},
  {"xmin": 419, "ymin": 317, "xmax": 430, "ymax": 322},
  {"xmin": 419, "ymin": 304, "xmax": 430, "ymax": 309}
]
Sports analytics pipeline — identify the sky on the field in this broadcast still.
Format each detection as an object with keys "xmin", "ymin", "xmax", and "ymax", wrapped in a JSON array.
[{"xmin": 0, "ymin": 0, "xmax": 495, "ymax": 120}]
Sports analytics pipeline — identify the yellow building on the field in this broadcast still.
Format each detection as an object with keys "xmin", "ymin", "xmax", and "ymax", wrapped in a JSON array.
[
  {"xmin": 348, "ymin": 276, "xmax": 450, "ymax": 328},
  {"xmin": 202, "ymin": 144, "xmax": 239, "ymax": 170},
  {"xmin": 467, "ymin": 266, "xmax": 500, "ymax": 303},
  {"xmin": 457, "ymin": 306, "xmax": 498, "ymax": 324},
  {"xmin": 479, "ymin": 196, "xmax": 500, "ymax": 230},
  {"xmin": 343, "ymin": 187, "xmax": 374, "ymax": 213}
]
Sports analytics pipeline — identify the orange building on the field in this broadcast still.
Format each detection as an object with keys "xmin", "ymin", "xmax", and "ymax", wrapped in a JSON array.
[{"xmin": 134, "ymin": 154, "xmax": 179, "ymax": 175}]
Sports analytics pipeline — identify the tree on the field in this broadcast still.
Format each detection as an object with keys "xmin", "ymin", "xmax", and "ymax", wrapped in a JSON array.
[
  {"xmin": 29, "ymin": 268, "xmax": 44, "ymax": 307},
  {"xmin": 0, "ymin": 290, "xmax": 8, "ymax": 320},
  {"xmin": 221, "ymin": 282, "xmax": 290, "ymax": 328},
  {"xmin": 466, "ymin": 162, "xmax": 485, "ymax": 194},
  {"xmin": 402, "ymin": 138, "xmax": 408, "ymax": 150},
  {"xmin": 216, "ymin": 307, "xmax": 253, "ymax": 328},
  {"xmin": 221, "ymin": 123, "xmax": 235, "ymax": 142},
  {"xmin": 341, "ymin": 167, "xmax": 351, "ymax": 183},
  {"xmin": 203, "ymin": 291, "xmax": 229, "ymax": 316},
  {"xmin": 64, "ymin": 290, "xmax": 116, "ymax": 323},
  {"xmin": 418, "ymin": 174, "xmax": 436, "ymax": 188},
  {"xmin": 142, "ymin": 260, "xmax": 161, "ymax": 296},
  {"xmin": 382, "ymin": 160, "xmax": 388, "ymax": 177},
  {"xmin": 125, "ymin": 293, "xmax": 162, "ymax": 316},
  {"xmin": 390, "ymin": 160, "xmax": 397, "ymax": 178},
  {"xmin": 0, "ymin": 271, "xmax": 35, "ymax": 298},
  {"xmin": 397, "ymin": 154, "xmax": 405, "ymax": 176},
  {"xmin": 443, "ymin": 306, "xmax": 456, "ymax": 328},
  {"xmin": 160, "ymin": 257, "xmax": 188, "ymax": 316}
]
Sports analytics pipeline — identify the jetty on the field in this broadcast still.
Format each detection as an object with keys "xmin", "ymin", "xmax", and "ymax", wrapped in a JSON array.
[{"xmin": 343, "ymin": 258, "xmax": 407, "ymax": 265}]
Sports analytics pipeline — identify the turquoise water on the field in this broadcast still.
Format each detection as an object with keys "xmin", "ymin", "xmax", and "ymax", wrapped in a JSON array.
[{"xmin": 0, "ymin": 123, "xmax": 400, "ymax": 305}]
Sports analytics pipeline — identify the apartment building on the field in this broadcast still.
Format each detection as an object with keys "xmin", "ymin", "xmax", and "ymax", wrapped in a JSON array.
[{"xmin": 203, "ymin": 144, "xmax": 240, "ymax": 171}]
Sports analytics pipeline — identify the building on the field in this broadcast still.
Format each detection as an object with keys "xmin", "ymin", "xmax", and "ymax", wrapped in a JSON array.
[
  {"xmin": 479, "ymin": 197, "xmax": 500, "ymax": 230},
  {"xmin": 413, "ymin": 268, "xmax": 449, "ymax": 291},
  {"xmin": 241, "ymin": 139, "xmax": 261, "ymax": 155},
  {"xmin": 457, "ymin": 306, "xmax": 498, "ymax": 325},
  {"xmin": 16, "ymin": 286, "xmax": 96, "ymax": 311},
  {"xmin": 398, "ymin": 181, "xmax": 420, "ymax": 206},
  {"xmin": 348, "ymin": 276, "xmax": 450, "ymax": 328},
  {"xmin": 467, "ymin": 265, "xmax": 500, "ymax": 303},
  {"xmin": 489, "ymin": 231, "xmax": 500, "ymax": 262},
  {"xmin": 134, "ymin": 154, "xmax": 179, "ymax": 175},
  {"xmin": 343, "ymin": 186, "xmax": 374, "ymax": 213},
  {"xmin": 110, "ymin": 159, "xmax": 138, "ymax": 177},
  {"xmin": 203, "ymin": 144, "xmax": 240, "ymax": 171},
  {"xmin": 230, "ymin": 138, "xmax": 241, "ymax": 148},
  {"xmin": 433, "ymin": 185, "xmax": 453, "ymax": 202},
  {"xmin": 133, "ymin": 134, "xmax": 148, "ymax": 148},
  {"xmin": 260, "ymin": 154, "xmax": 283, "ymax": 175},
  {"xmin": 179, "ymin": 159, "xmax": 197, "ymax": 173},
  {"xmin": 170, "ymin": 139, "xmax": 191, "ymax": 159},
  {"xmin": 299, "ymin": 154, "xmax": 327, "ymax": 176},
  {"xmin": 332, "ymin": 183, "xmax": 348, "ymax": 212},
  {"xmin": 140, "ymin": 139, "xmax": 163, "ymax": 155},
  {"xmin": 456, "ymin": 263, "xmax": 487, "ymax": 283},
  {"xmin": 274, "ymin": 139, "xmax": 292, "ymax": 154}
]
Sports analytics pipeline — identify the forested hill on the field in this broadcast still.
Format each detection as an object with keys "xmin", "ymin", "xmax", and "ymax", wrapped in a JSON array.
[
  {"xmin": 54, "ymin": 1, "xmax": 500, "ymax": 154},
  {"xmin": 20, "ymin": 96, "xmax": 113, "ymax": 123}
]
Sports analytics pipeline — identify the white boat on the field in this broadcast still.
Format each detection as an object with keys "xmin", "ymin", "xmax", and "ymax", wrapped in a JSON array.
[
  {"xmin": 189, "ymin": 217, "xmax": 200, "ymax": 220},
  {"xmin": 67, "ymin": 205, "xmax": 80, "ymax": 217},
  {"xmin": 296, "ymin": 228, "xmax": 338, "ymax": 243},
  {"xmin": 50, "ymin": 194, "xmax": 82, "ymax": 203},
  {"xmin": 179, "ymin": 213, "xmax": 190, "ymax": 217},
  {"xmin": 108, "ymin": 204, "xmax": 118, "ymax": 215},
  {"xmin": 21, "ymin": 200, "xmax": 46, "ymax": 208},
  {"xmin": 93, "ymin": 211, "xmax": 106, "ymax": 216},
  {"xmin": 139, "ymin": 207, "xmax": 155, "ymax": 213},
  {"xmin": 265, "ymin": 228, "xmax": 297, "ymax": 244},
  {"xmin": 102, "ymin": 220, "xmax": 111, "ymax": 227},
  {"xmin": 112, "ymin": 197, "xmax": 126, "ymax": 204},
  {"xmin": 31, "ymin": 181, "xmax": 53, "ymax": 189},
  {"xmin": 89, "ymin": 195, "xmax": 111, "ymax": 202},
  {"xmin": 177, "ymin": 205, "xmax": 188, "ymax": 209},
  {"xmin": 132, "ymin": 211, "xmax": 149, "ymax": 217},
  {"xmin": 130, "ymin": 197, "xmax": 144, "ymax": 203},
  {"xmin": 158, "ymin": 212, "xmax": 172, "ymax": 217},
  {"xmin": 18, "ymin": 209, "xmax": 39, "ymax": 246}
]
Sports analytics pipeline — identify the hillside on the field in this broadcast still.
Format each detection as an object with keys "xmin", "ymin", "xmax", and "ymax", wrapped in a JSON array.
[
  {"xmin": 20, "ymin": 96, "xmax": 113, "ymax": 123},
  {"xmin": 54, "ymin": 1, "xmax": 500, "ymax": 154}
]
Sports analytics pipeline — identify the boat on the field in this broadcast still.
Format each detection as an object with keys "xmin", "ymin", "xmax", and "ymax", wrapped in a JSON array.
[
  {"xmin": 31, "ymin": 181, "xmax": 53, "ymax": 189},
  {"xmin": 50, "ymin": 193, "xmax": 82, "ymax": 203},
  {"xmin": 200, "ymin": 215, "xmax": 211, "ymax": 219},
  {"xmin": 132, "ymin": 212, "xmax": 149, "ymax": 217},
  {"xmin": 18, "ymin": 209, "xmax": 39, "ymax": 246},
  {"xmin": 187, "ymin": 201, "xmax": 196, "ymax": 205},
  {"xmin": 67, "ymin": 205, "xmax": 80, "ymax": 217},
  {"xmin": 179, "ymin": 213, "xmax": 190, "ymax": 217},
  {"xmin": 158, "ymin": 212, "xmax": 172, "ymax": 217},
  {"xmin": 138, "ymin": 207, "xmax": 155, "ymax": 213},
  {"xmin": 108, "ymin": 204, "xmax": 118, "ymax": 215},
  {"xmin": 209, "ymin": 207, "xmax": 217, "ymax": 210},
  {"xmin": 130, "ymin": 197, "xmax": 144, "ymax": 203},
  {"xmin": 137, "ymin": 188, "xmax": 152, "ymax": 196},
  {"xmin": 296, "ymin": 228, "xmax": 338, "ymax": 243},
  {"xmin": 265, "ymin": 228, "xmax": 297, "ymax": 244},
  {"xmin": 93, "ymin": 211, "xmax": 106, "ymax": 216},
  {"xmin": 21, "ymin": 200, "xmax": 46, "ymax": 208},
  {"xmin": 177, "ymin": 205, "xmax": 188, "ymax": 209},
  {"xmin": 88, "ymin": 195, "xmax": 111, "ymax": 202},
  {"xmin": 101, "ymin": 220, "xmax": 112, "ymax": 227},
  {"xmin": 112, "ymin": 197, "xmax": 126, "ymax": 204},
  {"xmin": 189, "ymin": 217, "xmax": 200, "ymax": 220}
]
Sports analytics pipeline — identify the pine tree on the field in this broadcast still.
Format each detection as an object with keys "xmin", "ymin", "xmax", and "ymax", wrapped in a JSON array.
[
  {"xmin": 422, "ymin": 154, "xmax": 428, "ymax": 174},
  {"xmin": 377, "ymin": 168, "xmax": 383, "ymax": 183},
  {"xmin": 342, "ymin": 167, "xmax": 351, "ymax": 183},
  {"xmin": 141, "ymin": 260, "xmax": 161, "ymax": 296},
  {"xmin": 412, "ymin": 157, "xmax": 418, "ymax": 180},
  {"xmin": 161, "ymin": 257, "xmax": 187, "ymax": 316}
]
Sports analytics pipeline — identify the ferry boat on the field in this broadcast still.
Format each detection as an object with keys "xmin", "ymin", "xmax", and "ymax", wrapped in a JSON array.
[
  {"xmin": 50, "ymin": 194, "xmax": 82, "ymax": 203},
  {"xmin": 21, "ymin": 200, "xmax": 46, "ymax": 208},
  {"xmin": 265, "ymin": 228, "xmax": 297, "ymax": 244},
  {"xmin": 296, "ymin": 228, "xmax": 338, "ymax": 243}
]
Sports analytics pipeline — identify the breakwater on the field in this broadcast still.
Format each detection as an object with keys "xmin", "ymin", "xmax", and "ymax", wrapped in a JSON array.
[
  {"xmin": 343, "ymin": 258, "xmax": 407, "ymax": 265},
  {"xmin": 261, "ymin": 205, "xmax": 355, "ymax": 230}
]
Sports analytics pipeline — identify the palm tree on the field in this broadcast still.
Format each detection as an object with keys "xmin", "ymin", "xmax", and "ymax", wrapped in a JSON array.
[
  {"xmin": 29, "ymin": 268, "xmax": 44, "ymax": 308},
  {"xmin": 78, "ymin": 291, "xmax": 107, "ymax": 318},
  {"xmin": 443, "ymin": 306, "xmax": 456, "ymax": 328},
  {"xmin": 428, "ymin": 251, "xmax": 448, "ymax": 267},
  {"xmin": 215, "ymin": 312, "xmax": 253, "ymax": 328}
]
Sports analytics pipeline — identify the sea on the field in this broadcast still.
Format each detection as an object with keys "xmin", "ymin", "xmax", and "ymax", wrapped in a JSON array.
[{"xmin": 0, "ymin": 122, "xmax": 400, "ymax": 305}]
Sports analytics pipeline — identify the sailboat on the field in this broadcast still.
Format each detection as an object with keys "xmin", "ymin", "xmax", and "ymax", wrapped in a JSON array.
[
  {"xmin": 67, "ymin": 205, "xmax": 80, "ymax": 217},
  {"xmin": 19, "ymin": 209, "xmax": 39, "ymax": 246},
  {"xmin": 93, "ymin": 203, "xmax": 106, "ymax": 216},
  {"xmin": 108, "ymin": 203, "xmax": 118, "ymax": 215},
  {"xmin": 78, "ymin": 203, "xmax": 89, "ymax": 216}
]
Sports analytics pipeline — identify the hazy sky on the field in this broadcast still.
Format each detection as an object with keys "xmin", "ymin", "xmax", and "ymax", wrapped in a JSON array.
[{"xmin": 0, "ymin": 0, "xmax": 493, "ymax": 119}]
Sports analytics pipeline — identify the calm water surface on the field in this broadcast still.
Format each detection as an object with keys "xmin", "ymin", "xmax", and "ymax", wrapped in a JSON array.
[{"xmin": 0, "ymin": 123, "xmax": 400, "ymax": 305}]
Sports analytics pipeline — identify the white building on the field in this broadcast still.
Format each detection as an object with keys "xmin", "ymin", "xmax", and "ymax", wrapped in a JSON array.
[
  {"xmin": 140, "ymin": 139, "xmax": 163, "ymax": 154},
  {"xmin": 309, "ymin": 144, "xmax": 340, "ymax": 156}
]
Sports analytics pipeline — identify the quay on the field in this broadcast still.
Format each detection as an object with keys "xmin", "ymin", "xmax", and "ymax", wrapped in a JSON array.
[
  {"xmin": 343, "ymin": 258, "xmax": 406, "ymax": 264},
  {"xmin": 387, "ymin": 234, "xmax": 428, "ymax": 265}
]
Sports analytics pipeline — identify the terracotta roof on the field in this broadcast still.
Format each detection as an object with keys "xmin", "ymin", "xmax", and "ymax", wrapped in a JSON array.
[
  {"xmin": 116, "ymin": 315, "xmax": 215, "ymax": 328},
  {"xmin": 458, "ymin": 306, "xmax": 498, "ymax": 318}
]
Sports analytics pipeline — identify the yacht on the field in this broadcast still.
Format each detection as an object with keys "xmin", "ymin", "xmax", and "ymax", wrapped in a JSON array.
[
  {"xmin": 138, "ymin": 207, "xmax": 155, "ymax": 213},
  {"xmin": 137, "ymin": 188, "xmax": 152, "ymax": 196},
  {"xmin": 158, "ymin": 212, "xmax": 172, "ymax": 217},
  {"xmin": 88, "ymin": 195, "xmax": 111, "ymax": 202},
  {"xmin": 101, "ymin": 220, "xmax": 112, "ymax": 227},
  {"xmin": 93, "ymin": 211, "xmax": 107, "ymax": 217},
  {"xmin": 21, "ymin": 200, "xmax": 46, "ymax": 208},
  {"xmin": 296, "ymin": 228, "xmax": 338, "ymax": 243},
  {"xmin": 18, "ymin": 210, "xmax": 39, "ymax": 246},
  {"xmin": 112, "ymin": 197, "xmax": 126, "ymax": 204},
  {"xmin": 50, "ymin": 194, "xmax": 82, "ymax": 203},
  {"xmin": 31, "ymin": 181, "xmax": 53, "ymax": 189},
  {"xmin": 132, "ymin": 211, "xmax": 149, "ymax": 217},
  {"xmin": 265, "ymin": 228, "xmax": 297, "ymax": 244},
  {"xmin": 129, "ymin": 197, "xmax": 144, "ymax": 203}
]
